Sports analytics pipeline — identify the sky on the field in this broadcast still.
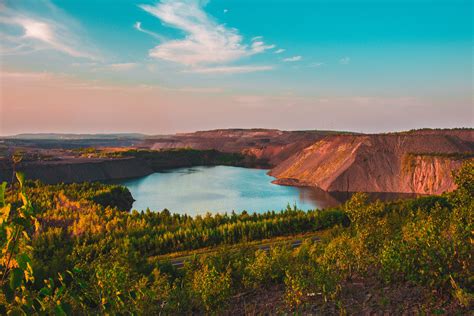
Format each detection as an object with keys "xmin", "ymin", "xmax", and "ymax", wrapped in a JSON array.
[{"xmin": 0, "ymin": 0, "xmax": 472, "ymax": 135}]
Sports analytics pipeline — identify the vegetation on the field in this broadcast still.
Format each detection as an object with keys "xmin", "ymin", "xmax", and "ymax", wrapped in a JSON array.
[
  {"xmin": 406, "ymin": 152, "xmax": 474, "ymax": 160},
  {"xmin": 110, "ymin": 148, "xmax": 267, "ymax": 169},
  {"xmin": 0, "ymin": 162, "xmax": 472, "ymax": 314}
]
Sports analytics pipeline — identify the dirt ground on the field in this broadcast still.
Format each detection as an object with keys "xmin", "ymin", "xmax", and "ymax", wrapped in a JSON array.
[{"xmin": 224, "ymin": 275, "xmax": 467, "ymax": 315}]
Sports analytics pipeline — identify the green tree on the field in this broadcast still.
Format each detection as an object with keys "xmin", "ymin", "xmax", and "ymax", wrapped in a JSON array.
[{"xmin": 192, "ymin": 264, "xmax": 232, "ymax": 312}]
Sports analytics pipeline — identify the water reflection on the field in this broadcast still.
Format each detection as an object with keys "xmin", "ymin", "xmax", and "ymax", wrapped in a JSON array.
[{"xmin": 117, "ymin": 166, "xmax": 419, "ymax": 216}]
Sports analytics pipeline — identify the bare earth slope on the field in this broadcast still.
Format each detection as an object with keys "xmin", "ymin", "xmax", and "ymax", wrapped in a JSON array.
[
  {"xmin": 144, "ymin": 129, "xmax": 352, "ymax": 165},
  {"xmin": 270, "ymin": 131, "xmax": 474, "ymax": 194},
  {"xmin": 146, "ymin": 129, "xmax": 474, "ymax": 194}
]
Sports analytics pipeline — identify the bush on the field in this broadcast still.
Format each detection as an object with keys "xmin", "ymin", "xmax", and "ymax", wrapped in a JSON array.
[
  {"xmin": 92, "ymin": 186, "xmax": 134, "ymax": 211},
  {"xmin": 192, "ymin": 264, "xmax": 232, "ymax": 312}
]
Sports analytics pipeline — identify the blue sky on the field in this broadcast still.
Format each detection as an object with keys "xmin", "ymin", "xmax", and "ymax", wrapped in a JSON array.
[{"xmin": 0, "ymin": 0, "xmax": 472, "ymax": 134}]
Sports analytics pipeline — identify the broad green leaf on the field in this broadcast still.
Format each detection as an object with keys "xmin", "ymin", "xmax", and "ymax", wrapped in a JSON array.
[
  {"xmin": 17, "ymin": 253, "xmax": 30, "ymax": 270},
  {"xmin": 9, "ymin": 267, "xmax": 23, "ymax": 290},
  {"xmin": 2, "ymin": 282, "xmax": 14, "ymax": 303},
  {"xmin": 60, "ymin": 302, "xmax": 73, "ymax": 315},
  {"xmin": 54, "ymin": 304, "xmax": 67, "ymax": 316},
  {"xmin": 0, "ymin": 182, "xmax": 6, "ymax": 207},
  {"xmin": 39, "ymin": 287, "xmax": 52, "ymax": 297}
]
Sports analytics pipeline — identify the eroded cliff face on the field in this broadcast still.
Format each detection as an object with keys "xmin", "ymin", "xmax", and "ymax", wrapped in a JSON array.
[
  {"xmin": 400, "ymin": 155, "xmax": 464, "ymax": 194},
  {"xmin": 270, "ymin": 132, "xmax": 474, "ymax": 194}
]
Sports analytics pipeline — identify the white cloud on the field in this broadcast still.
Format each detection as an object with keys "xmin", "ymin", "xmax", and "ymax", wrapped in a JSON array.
[
  {"xmin": 134, "ymin": 21, "xmax": 167, "ymax": 41},
  {"xmin": 139, "ymin": 1, "xmax": 275, "ymax": 66},
  {"xmin": 274, "ymin": 48, "xmax": 285, "ymax": 54},
  {"xmin": 186, "ymin": 65, "xmax": 274, "ymax": 74},
  {"xmin": 282, "ymin": 55, "xmax": 302, "ymax": 62},
  {"xmin": 223, "ymin": 9, "xmax": 228, "ymax": 14},
  {"xmin": 251, "ymin": 41, "xmax": 275, "ymax": 54},
  {"xmin": 339, "ymin": 56, "xmax": 350, "ymax": 64},
  {"xmin": 0, "ymin": 3, "xmax": 99, "ymax": 60}
]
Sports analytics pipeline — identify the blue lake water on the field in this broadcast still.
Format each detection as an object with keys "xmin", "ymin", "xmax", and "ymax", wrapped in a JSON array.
[{"xmin": 118, "ymin": 165, "xmax": 343, "ymax": 215}]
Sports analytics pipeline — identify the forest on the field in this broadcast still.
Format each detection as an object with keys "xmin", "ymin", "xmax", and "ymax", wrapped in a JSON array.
[{"xmin": 0, "ymin": 162, "xmax": 472, "ymax": 314}]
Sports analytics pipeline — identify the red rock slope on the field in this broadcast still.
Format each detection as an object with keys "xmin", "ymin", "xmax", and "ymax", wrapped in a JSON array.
[
  {"xmin": 270, "ymin": 131, "xmax": 473, "ymax": 194},
  {"xmin": 144, "ymin": 128, "xmax": 473, "ymax": 194}
]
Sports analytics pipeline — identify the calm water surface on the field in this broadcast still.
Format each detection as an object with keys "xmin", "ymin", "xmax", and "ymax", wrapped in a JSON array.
[
  {"xmin": 118, "ymin": 166, "xmax": 342, "ymax": 215},
  {"xmin": 118, "ymin": 166, "xmax": 418, "ymax": 215}
]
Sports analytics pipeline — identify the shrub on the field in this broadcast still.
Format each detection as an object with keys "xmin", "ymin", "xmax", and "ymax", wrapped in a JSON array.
[
  {"xmin": 317, "ymin": 234, "xmax": 367, "ymax": 279},
  {"xmin": 284, "ymin": 269, "xmax": 306, "ymax": 308},
  {"xmin": 192, "ymin": 264, "xmax": 232, "ymax": 312},
  {"xmin": 92, "ymin": 186, "xmax": 134, "ymax": 211}
]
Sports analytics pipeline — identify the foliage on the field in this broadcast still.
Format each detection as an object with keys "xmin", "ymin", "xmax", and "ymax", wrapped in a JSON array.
[
  {"xmin": 0, "ymin": 173, "xmax": 72, "ymax": 315},
  {"xmin": 380, "ymin": 161, "xmax": 473, "ymax": 307},
  {"xmin": 192, "ymin": 264, "xmax": 232, "ymax": 312},
  {"xmin": 108, "ymin": 148, "xmax": 265, "ymax": 169},
  {"xmin": 0, "ymin": 161, "xmax": 472, "ymax": 313},
  {"xmin": 91, "ymin": 186, "xmax": 134, "ymax": 211}
]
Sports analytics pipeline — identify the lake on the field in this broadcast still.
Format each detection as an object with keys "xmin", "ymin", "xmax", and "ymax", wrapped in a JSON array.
[
  {"xmin": 118, "ymin": 165, "xmax": 345, "ymax": 215},
  {"xmin": 118, "ymin": 165, "xmax": 419, "ymax": 215}
]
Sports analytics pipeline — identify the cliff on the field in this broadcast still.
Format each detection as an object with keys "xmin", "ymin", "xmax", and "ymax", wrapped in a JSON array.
[
  {"xmin": 270, "ymin": 132, "xmax": 474, "ymax": 194},
  {"xmin": 400, "ymin": 154, "xmax": 466, "ymax": 194}
]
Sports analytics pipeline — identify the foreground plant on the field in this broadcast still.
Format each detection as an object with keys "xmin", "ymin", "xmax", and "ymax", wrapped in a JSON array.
[{"xmin": 0, "ymin": 173, "xmax": 72, "ymax": 315}]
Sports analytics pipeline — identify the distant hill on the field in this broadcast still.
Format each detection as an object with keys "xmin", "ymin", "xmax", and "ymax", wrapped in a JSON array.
[
  {"xmin": 2, "ymin": 128, "xmax": 473, "ymax": 194},
  {"xmin": 5, "ymin": 133, "xmax": 147, "ymax": 140}
]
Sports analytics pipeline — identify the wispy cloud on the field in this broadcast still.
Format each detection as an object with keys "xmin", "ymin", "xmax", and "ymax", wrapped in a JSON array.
[
  {"xmin": 0, "ymin": 3, "xmax": 99, "ymax": 60},
  {"xmin": 339, "ymin": 56, "xmax": 350, "ymax": 64},
  {"xmin": 251, "ymin": 41, "xmax": 275, "ymax": 54},
  {"xmin": 274, "ymin": 48, "xmax": 285, "ymax": 54},
  {"xmin": 282, "ymin": 55, "xmax": 302, "ymax": 62},
  {"xmin": 186, "ymin": 65, "xmax": 274, "ymax": 74},
  {"xmin": 134, "ymin": 21, "xmax": 167, "ymax": 41},
  {"xmin": 139, "ymin": 1, "xmax": 275, "ymax": 66}
]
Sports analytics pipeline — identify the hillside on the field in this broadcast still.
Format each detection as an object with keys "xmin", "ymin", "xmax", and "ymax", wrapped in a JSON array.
[
  {"xmin": 1, "ymin": 128, "xmax": 473, "ymax": 194},
  {"xmin": 270, "ymin": 132, "xmax": 474, "ymax": 194},
  {"xmin": 1, "ymin": 162, "xmax": 472, "ymax": 314},
  {"xmin": 146, "ymin": 129, "xmax": 474, "ymax": 194}
]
